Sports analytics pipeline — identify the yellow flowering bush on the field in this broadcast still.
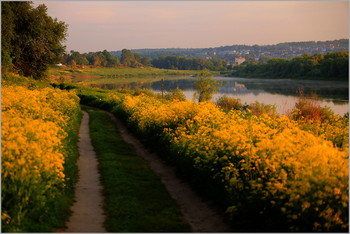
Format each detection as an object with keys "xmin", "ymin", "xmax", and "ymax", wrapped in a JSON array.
[
  {"xmin": 123, "ymin": 95, "xmax": 200, "ymax": 132},
  {"xmin": 107, "ymin": 93, "xmax": 348, "ymax": 231},
  {"xmin": 2, "ymin": 85, "xmax": 80, "ymax": 232},
  {"xmin": 289, "ymin": 97, "xmax": 349, "ymax": 151},
  {"xmin": 294, "ymin": 113, "xmax": 349, "ymax": 151}
]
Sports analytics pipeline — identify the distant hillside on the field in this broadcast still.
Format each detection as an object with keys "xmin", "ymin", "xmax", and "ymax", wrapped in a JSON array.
[{"xmin": 111, "ymin": 39, "xmax": 349, "ymax": 63}]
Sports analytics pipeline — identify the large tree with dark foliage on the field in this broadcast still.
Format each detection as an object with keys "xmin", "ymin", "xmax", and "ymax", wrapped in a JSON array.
[{"xmin": 1, "ymin": 1, "xmax": 68, "ymax": 79}]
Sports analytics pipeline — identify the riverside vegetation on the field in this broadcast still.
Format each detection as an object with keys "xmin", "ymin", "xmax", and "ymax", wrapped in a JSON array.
[
  {"xmin": 1, "ymin": 3, "xmax": 82, "ymax": 230},
  {"xmin": 2, "ymin": 69, "xmax": 348, "ymax": 231},
  {"xmin": 48, "ymin": 66, "xmax": 200, "ymax": 82},
  {"xmin": 1, "ymin": 73, "xmax": 81, "ymax": 232},
  {"xmin": 1, "ymin": 73, "xmax": 193, "ymax": 232},
  {"xmin": 2, "ymin": 2, "xmax": 348, "ymax": 232},
  {"xmin": 53, "ymin": 81, "xmax": 348, "ymax": 232},
  {"xmin": 230, "ymin": 51, "xmax": 349, "ymax": 81}
]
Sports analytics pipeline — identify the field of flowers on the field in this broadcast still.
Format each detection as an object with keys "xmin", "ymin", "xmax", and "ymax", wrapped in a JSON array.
[
  {"xmin": 99, "ymin": 91, "xmax": 348, "ymax": 232},
  {"xmin": 51, "ymin": 83, "xmax": 349, "ymax": 231},
  {"xmin": 2, "ymin": 75, "xmax": 81, "ymax": 232}
]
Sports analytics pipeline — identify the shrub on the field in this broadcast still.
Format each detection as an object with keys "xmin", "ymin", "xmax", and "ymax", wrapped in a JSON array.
[
  {"xmin": 163, "ymin": 88, "xmax": 187, "ymax": 101},
  {"xmin": 290, "ymin": 92, "xmax": 333, "ymax": 122},
  {"xmin": 2, "ymin": 84, "xmax": 80, "ymax": 232},
  {"xmin": 248, "ymin": 101, "xmax": 278, "ymax": 118},
  {"xmin": 194, "ymin": 70, "xmax": 219, "ymax": 102},
  {"xmin": 105, "ymin": 93, "xmax": 348, "ymax": 231},
  {"xmin": 60, "ymin": 86, "xmax": 348, "ymax": 232},
  {"xmin": 216, "ymin": 95, "xmax": 243, "ymax": 110},
  {"xmin": 289, "ymin": 92, "xmax": 348, "ymax": 150}
]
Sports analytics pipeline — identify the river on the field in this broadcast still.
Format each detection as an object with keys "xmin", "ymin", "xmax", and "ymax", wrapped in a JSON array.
[{"xmin": 80, "ymin": 76, "xmax": 349, "ymax": 116}]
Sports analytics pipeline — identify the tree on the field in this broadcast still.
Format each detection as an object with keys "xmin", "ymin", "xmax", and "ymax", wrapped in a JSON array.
[
  {"xmin": 194, "ymin": 70, "xmax": 219, "ymax": 102},
  {"xmin": 120, "ymin": 49, "xmax": 142, "ymax": 68},
  {"xmin": 151, "ymin": 55, "xmax": 227, "ymax": 71},
  {"xmin": 68, "ymin": 50, "xmax": 89, "ymax": 67},
  {"xmin": 1, "ymin": 2, "xmax": 15, "ymax": 72},
  {"xmin": 103, "ymin": 49, "xmax": 120, "ymax": 67},
  {"xmin": 62, "ymin": 50, "xmax": 120, "ymax": 68},
  {"xmin": 1, "ymin": 2, "xmax": 68, "ymax": 79},
  {"xmin": 121, "ymin": 49, "xmax": 133, "ymax": 67},
  {"xmin": 141, "ymin": 57, "xmax": 152, "ymax": 67},
  {"xmin": 69, "ymin": 59, "xmax": 77, "ymax": 68},
  {"xmin": 233, "ymin": 51, "xmax": 348, "ymax": 80}
]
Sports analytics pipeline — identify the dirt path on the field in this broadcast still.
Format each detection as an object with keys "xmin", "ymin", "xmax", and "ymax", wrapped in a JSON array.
[
  {"xmin": 61, "ymin": 111, "xmax": 106, "ymax": 232},
  {"xmin": 106, "ymin": 112, "xmax": 232, "ymax": 232}
]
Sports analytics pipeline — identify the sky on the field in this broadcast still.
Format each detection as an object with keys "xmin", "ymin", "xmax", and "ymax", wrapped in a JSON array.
[{"xmin": 33, "ymin": 1, "xmax": 349, "ymax": 53}]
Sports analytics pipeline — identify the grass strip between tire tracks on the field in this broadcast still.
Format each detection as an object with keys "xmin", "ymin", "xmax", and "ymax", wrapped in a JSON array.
[{"xmin": 82, "ymin": 105, "xmax": 191, "ymax": 232}]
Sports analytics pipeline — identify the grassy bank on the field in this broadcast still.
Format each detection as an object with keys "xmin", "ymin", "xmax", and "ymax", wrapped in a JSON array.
[
  {"xmin": 49, "ymin": 66, "xmax": 200, "ymax": 79},
  {"xmin": 77, "ymin": 75, "xmax": 191, "ymax": 84},
  {"xmin": 82, "ymin": 106, "xmax": 191, "ymax": 232}
]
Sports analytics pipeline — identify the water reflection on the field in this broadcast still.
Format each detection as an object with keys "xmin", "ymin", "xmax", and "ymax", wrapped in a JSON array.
[
  {"xmin": 150, "ymin": 77, "xmax": 348, "ymax": 101},
  {"xmin": 151, "ymin": 77, "xmax": 349, "ymax": 116},
  {"xmin": 88, "ymin": 82, "xmax": 153, "ymax": 90},
  {"xmin": 82, "ymin": 76, "xmax": 349, "ymax": 116},
  {"xmin": 215, "ymin": 77, "xmax": 349, "ymax": 102}
]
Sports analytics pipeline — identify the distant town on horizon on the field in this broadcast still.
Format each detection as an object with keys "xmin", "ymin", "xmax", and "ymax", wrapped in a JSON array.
[{"xmin": 110, "ymin": 38, "xmax": 349, "ymax": 64}]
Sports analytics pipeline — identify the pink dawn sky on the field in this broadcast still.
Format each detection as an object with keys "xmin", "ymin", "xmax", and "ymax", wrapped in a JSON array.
[{"xmin": 33, "ymin": 1, "xmax": 349, "ymax": 53}]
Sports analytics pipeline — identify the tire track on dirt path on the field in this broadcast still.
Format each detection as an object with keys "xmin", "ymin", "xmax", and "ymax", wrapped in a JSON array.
[
  {"xmin": 106, "ymin": 112, "xmax": 232, "ymax": 232},
  {"xmin": 61, "ymin": 111, "xmax": 106, "ymax": 232}
]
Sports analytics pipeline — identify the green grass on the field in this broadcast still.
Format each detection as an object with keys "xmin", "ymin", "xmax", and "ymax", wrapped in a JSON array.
[
  {"xmin": 78, "ymin": 75, "xmax": 191, "ymax": 85},
  {"xmin": 2, "ymin": 72, "xmax": 53, "ymax": 88},
  {"xmin": 82, "ymin": 106, "xmax": 191, "ymax": 232},
  {"xmin": 48, "ymin": 66, "xmax": 200, "ymax": 78}
]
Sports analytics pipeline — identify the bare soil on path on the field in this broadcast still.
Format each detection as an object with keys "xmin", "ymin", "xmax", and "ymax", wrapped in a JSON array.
[
  {"xmin": 61, "ymin": 111, "xmax": 106, "ymax": 232},
  {"xmin": 106, "ymin": 112, "xmax": 232, "ymax": 232},
  {"xmin": 58, "ymin": 109, "xmax": 231, "ymax": 232}
]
